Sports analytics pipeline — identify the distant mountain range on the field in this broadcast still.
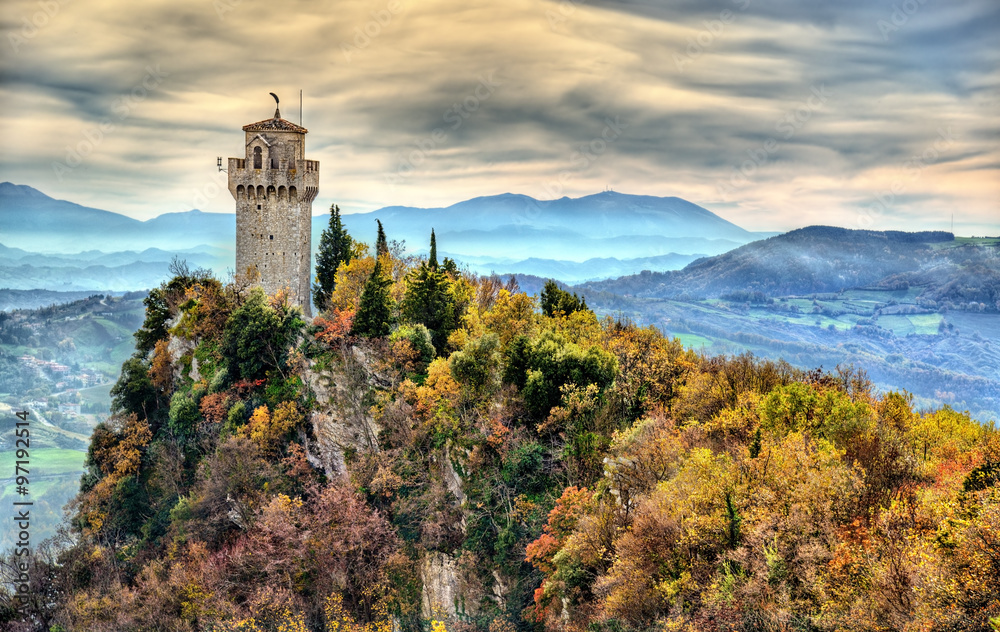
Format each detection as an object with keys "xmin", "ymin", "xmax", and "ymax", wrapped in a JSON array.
[
  {"xmin": 577, "ymin": 226, "xmax": 1000, "ymax": 312},
  {"xmin": 337, "ymin": 192, "xmax": 764, "ymax": 261},
  {"xmin": 0, "ymin": 182, "xmax": 771, "ymax": 287},
  {"xmin": 0, "ymin": 183, "xmax": 235, "ymax": 253}
]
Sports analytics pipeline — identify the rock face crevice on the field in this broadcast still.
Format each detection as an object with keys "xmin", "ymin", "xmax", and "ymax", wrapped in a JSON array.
[
  {"xmin": 303, "ymin": 341, "xmax": 513, "ymax": 620},
  {"xmin": 303, "ymin": 345, "xmax": 384, "ymax": 477},
  {"xmin": 166, "ymin": 314, "xmax": 199, "ymax": 385},
  {"xmin": 420, "ymin": 551, "xmax": 480, "ymax": 621},
  {"xmin": 442, "ymin": 445, "xmax": 466, "ymax": 506}
]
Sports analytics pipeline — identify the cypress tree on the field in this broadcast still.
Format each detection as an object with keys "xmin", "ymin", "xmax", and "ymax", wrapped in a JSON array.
[
  {"xmin": 375, "ymin": 219, "xmax": 389, "ymax": 259},
  {"xmin": 429, "ymin": 229, "xmax": 438, "ymax": 269},
  {"xmin": 313, "ymin": 204, "xmax": 353, "ymax": 312},
  {"xmin": 352, "ymin": 259, "xmax": 393, "ymax": 338},
  {"xmin": 402, "ymin": 257, "xmax": 455, "ymax": 351}
]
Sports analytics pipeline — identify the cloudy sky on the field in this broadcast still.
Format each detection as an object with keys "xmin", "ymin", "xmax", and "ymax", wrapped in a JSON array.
[{"xmin": 1, "ymin": 0, "xmax": 997, "ymax": 233}]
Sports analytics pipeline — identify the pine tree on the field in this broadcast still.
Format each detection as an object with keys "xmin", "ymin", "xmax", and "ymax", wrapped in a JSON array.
[
  {"xmin": 540, "ymin": 279, "xmax": 588, "ymax": 318},
  {"xmin": 313, "ymin": 204, "xmax": 353, "ymax": 313},
  {"xmin": 375, "ymin": 219, "xmax": 389, "ymax": 259},
  {"xmin": 429, "ymin": 229, "xmax": 438, "ymax": 269},
  {"xmin": 351, "ymin": 259, "xmax": 393, "ymax": 337},
  {"xmin": 401, "ymin": 231, "xmax": 455, "ymax": 351}
]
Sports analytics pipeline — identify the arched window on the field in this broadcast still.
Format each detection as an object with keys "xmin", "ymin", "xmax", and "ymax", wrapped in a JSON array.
[{"xmin": 253, "ymin": 146, "xmax": 262, "ymax": 169}]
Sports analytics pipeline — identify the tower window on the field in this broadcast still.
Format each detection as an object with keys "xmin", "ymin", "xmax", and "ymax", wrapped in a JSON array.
[
  {"xmin": 270, "ymin": 235, "xmax": 274, "ymax": 240},
  {"xmin": 257, "ymin": 204, "xmax": 262, "ymax": 210},
  {"xmin": 254, "ymin": 146, "xmax": 262, "ymax": 169}
]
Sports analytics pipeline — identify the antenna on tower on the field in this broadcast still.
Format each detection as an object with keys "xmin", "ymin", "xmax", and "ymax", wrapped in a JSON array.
[{"xmin": 217, "ymin": 156, "xmax": 226, "ymax": 173}]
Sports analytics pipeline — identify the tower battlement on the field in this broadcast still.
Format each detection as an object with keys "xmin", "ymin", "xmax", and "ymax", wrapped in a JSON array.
[{"xmin": 228, "ymin": 104, "xmax": 317, "ymax": 316}]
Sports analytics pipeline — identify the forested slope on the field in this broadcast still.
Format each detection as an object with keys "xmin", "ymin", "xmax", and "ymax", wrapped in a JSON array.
[
  {"xmin": 581, "ymin": 228, "xmax": 999, "ymax": 306},
  {"xmin": 4, "ymin": 232, "xmax": 998, "ymax": 632}
]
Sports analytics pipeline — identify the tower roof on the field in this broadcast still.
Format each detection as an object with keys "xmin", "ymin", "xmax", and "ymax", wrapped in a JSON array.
[{"xmin": 242, "ymin": 108, "xmax": 308, "ymax": 133}]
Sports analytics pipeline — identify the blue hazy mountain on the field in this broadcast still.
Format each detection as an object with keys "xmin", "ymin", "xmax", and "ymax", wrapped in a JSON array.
[
  {"xmin": 334, "ymin": 192, "xmax": 762, "ymax": 261},
  {"xmin": 0, "ymin": 183, "xmax": 234, "ymax": 253},
  {"xmin": 0, "ymin": 182, "xmax": 139, "ymax": 236},
  {"xmin": 1, "ymin": 183, "xmax": 766, "ymax": 285}
]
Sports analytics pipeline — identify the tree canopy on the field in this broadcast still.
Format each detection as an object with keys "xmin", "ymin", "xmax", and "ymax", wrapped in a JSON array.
[{"xmin": 314, "ymin": 203, "xmax": 354, "ymax": 313}]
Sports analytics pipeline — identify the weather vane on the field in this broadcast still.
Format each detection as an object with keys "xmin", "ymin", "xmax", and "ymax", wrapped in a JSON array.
[{"xmin": 270, "ymin": 92, "xmax": 280, "ymax": 118}]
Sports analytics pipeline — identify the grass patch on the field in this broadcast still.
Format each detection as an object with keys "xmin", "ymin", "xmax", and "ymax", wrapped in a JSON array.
[
  {"xmin": 78, "ymin": 383, "xmax": 113, "ymax": 408},
  {"xmin": 945, "ymin": 312, "xmax": 1000, "ymax": 339},
  {"xmin": 0, "ymin": 448, "xmax": 86, "ymax": 478},
  {"xmin": 671, "ymin": 333, "xmax": 713, "ymax": 349},
  {"xmin": 878, "ymin": 315, "xmax": 916, "ymax": 335},
  {"xmin": 908, "ymin": 313, "xmax": 943, "ymax": 334}
]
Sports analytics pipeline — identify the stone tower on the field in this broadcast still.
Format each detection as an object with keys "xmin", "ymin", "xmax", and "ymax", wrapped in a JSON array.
[{"xmin": 228, "ymin": 101, "xmax": 318, "ymax": 316}]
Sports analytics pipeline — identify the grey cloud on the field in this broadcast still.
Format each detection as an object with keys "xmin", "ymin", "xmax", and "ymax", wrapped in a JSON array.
[{"xmin": 0, "ymin": 0, "xmax": 996, "ymax": 232}]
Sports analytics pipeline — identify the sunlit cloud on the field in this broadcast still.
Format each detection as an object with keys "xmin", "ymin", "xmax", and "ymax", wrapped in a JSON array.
[{"xmin": 1, "ymin": 0, "xmax": 997, "ymax": 234}]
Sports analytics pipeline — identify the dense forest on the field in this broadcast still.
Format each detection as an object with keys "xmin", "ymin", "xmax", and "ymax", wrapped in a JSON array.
[{"xmin": 2, "ymin": 221, "xmax": 998, "ymax": 632}]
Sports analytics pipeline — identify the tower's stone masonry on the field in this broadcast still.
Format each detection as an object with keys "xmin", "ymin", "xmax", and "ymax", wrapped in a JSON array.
[{"xmin": 228, "ymin": 106, "xmax": 318, "ymax": 316}]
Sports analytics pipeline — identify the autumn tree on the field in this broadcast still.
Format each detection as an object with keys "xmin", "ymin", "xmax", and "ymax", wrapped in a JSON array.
[
  {"xmin": 314, "ymin": 203, "xmax": 354, "ymax": 313},
  {"xmin": 240, "ymin": 401, "xmax": 304, "ymax": 456},
  {"xmin": 76, "ymin": 413, "xmax": 153, "ymax": 540}
]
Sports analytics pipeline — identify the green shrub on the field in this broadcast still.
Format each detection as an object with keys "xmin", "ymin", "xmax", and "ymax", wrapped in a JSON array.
[{"xmin": 391, "ymin": 324, "xmax": 436, "ymax": 370}]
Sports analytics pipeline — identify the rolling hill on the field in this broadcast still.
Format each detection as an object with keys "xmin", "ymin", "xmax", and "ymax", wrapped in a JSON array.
[{"xmin": 578, "ymin": 226, "xmax": 985, "ymax": 300}]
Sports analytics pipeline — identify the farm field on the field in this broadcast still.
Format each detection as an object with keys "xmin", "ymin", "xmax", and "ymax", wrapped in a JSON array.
[{"xmin": 0, "ymin": 447, "xmax": 85, "ymax": 550}]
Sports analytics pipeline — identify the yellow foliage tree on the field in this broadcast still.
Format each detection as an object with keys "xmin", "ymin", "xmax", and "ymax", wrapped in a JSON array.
[
  {"xmin": 149, "ymin": 338, "xmax": 173, "ymax": 393},
  {"xmin": 240, "ymin": 401, "xmax": 302, "ymax": 455},
  {"xmin": 481, "ymin": 289, "xmax": 536, "ymax": 347},
  {"xmin": 80, "ymin": 413, "xmax": 153, "ymax": 535},
  {"xmin": 328, "ymin": 242, "xmax": 375, "ymax": 312}
]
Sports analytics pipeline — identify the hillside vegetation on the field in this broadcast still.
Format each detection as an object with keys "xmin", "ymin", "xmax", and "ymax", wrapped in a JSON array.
[
  {"xmin": 3, "ymin": 230, "xmax": 998, "ymax": 632},
  {"xmin": 574, "ymin": 229, "xmax": 1000, "ymax": 420},
  {"xmin": 582, "ymin": 227, "xmax": 999, "ymax": 307}
]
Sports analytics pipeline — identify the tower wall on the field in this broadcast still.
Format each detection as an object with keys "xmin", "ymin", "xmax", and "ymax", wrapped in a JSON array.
[{"xmin": 228, "ymin": 123, "xmax": 318, "ymax": 316}]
